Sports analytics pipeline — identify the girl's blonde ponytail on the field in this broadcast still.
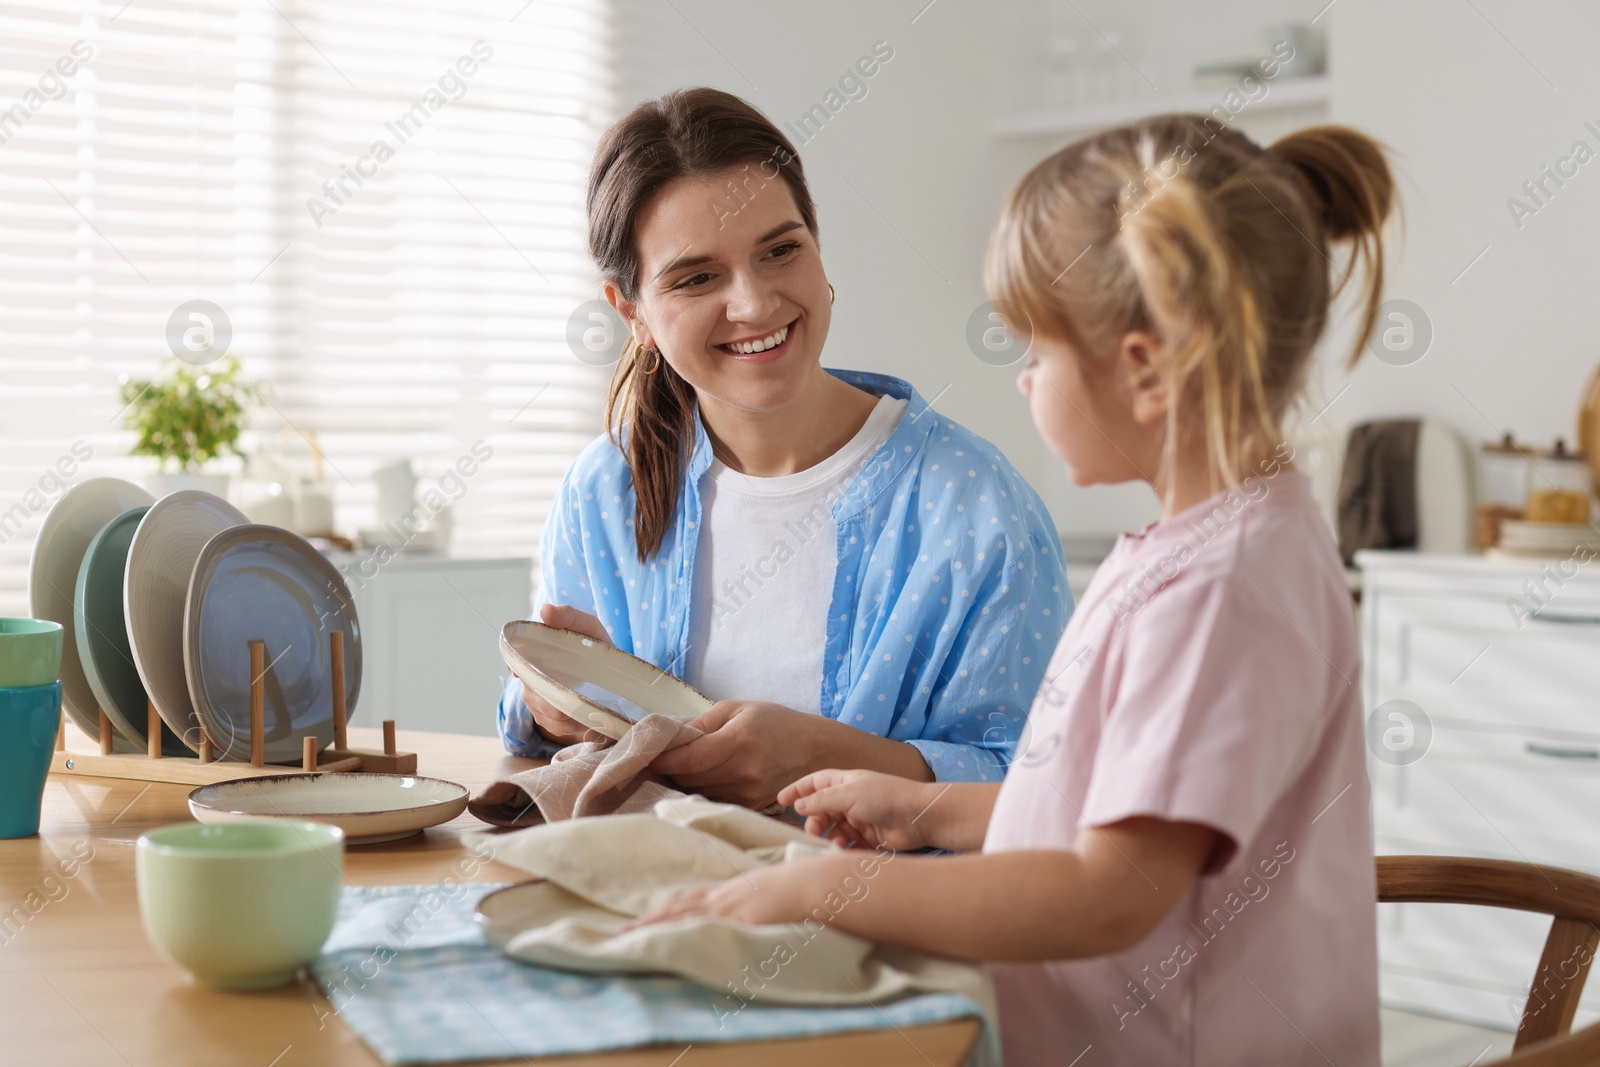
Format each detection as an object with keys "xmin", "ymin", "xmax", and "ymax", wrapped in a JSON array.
[
  {"xmin": 1270, "ymin": 126, "xmax": 1396, "ymax": 367},
  {"xmin": 1117, "ymin": 174, "xmax": 1274, "ymax": 489}
]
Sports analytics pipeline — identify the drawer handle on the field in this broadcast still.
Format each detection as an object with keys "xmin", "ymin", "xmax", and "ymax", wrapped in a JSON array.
[
  {"xmin": 1527, "ymin": 609, "xmax": 1600, "ymax": 626},
  {"xmin": 1525, "ymin": 741, "xmax": 1600, "ymax": 760}
]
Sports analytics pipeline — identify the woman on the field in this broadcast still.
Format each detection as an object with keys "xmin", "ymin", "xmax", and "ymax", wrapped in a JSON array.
[{"xmin": 497, "ymin": 87, "xmax": 1069, "ymax": 808}]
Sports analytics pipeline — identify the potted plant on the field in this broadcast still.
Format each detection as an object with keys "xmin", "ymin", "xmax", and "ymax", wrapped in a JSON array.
[{"xmin": 120, "ymin": 356, "xmax": 260, "ymax": 498}]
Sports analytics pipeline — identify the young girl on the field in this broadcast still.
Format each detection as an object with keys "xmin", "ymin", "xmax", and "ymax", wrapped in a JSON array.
[{"xmin": 637, "ymin": 115, "xmax": 1393, "ymax": 1065}]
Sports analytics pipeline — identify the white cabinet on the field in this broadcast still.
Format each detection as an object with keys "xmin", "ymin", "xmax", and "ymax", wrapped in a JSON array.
[
  {"xmin": 1359, "ymin": 551, "xmax": 1600, "ymax": 1031},
  {"xmin": 327, "ymin": 552, "xmax": 533, "ymax": 739}
]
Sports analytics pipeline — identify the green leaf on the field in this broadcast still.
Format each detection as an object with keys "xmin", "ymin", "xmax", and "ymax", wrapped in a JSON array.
[{"xmin": 119, "ymin": 356, "xmax": 261, "ymax": 471}]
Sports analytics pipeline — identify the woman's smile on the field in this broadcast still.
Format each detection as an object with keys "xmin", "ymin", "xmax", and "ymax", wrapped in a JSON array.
[{"xmin": 715, "ymin": 317, "xmax": 798, "ymax": 364}]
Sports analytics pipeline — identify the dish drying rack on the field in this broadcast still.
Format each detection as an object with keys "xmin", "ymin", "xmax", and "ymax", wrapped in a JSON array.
[{"xmin": 50, "ymin": 632, "xmax": 417, "ymax": 785}]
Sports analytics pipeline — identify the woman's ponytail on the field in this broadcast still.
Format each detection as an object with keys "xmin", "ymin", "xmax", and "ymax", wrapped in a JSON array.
[{"xmin": 603, "ymin": 338, "xmax": 697, "ymax": 559}]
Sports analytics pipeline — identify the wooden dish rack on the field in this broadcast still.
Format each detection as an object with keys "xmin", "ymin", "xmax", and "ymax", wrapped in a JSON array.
[{"xmin": 50, "ymin": 631, "xmax": 416, "ymax": 785}]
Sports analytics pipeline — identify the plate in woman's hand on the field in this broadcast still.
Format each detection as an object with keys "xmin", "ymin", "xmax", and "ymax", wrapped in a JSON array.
[{"xmin": 499, "ymin": 621, "xmax": 711, "ymax": 741}]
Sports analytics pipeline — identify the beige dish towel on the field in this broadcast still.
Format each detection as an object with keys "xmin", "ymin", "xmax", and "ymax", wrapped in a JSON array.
[
  {"xmin": 467, "ymin": 795, "xmax": 999, "ymax": 1067},
  {"xmin": 469, "ymin": 714, "xmax": 701, "ymax": 827}
]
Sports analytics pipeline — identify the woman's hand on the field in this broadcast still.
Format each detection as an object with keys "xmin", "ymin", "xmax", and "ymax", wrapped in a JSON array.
[
  {"xmin": 521, "ymin": 603, "xmax": 613, "ymax": 745},
  {"xmin": 648, "ymin": 701, "xmax": 834, "ymax": 808},
  {"xmin": 777, "ymin": 769, "xmax": 944, "ymax": 851},
  {"xmin": 649, "ymin": 701, "xmax": 936, "ymax": 810}
]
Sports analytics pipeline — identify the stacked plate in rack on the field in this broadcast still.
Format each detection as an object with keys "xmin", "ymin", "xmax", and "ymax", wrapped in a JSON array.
[
  {"xmin": 30, "ymin": 478, "xmax": 153, "ymax": 750},
  {"xmin": 181, "ymin": 524, "xmax": 355, "ymax": 761},
  {"xmin": 1491, "ymin": 520, "xmax": 1600, "ymax": 559},
  {"xmin": 29, "ymin": 480, "xmax": 361, "ymax": 762},
  {"xmin": 75, "ymin": 504, "xmax": 187, "ymax": 755}
]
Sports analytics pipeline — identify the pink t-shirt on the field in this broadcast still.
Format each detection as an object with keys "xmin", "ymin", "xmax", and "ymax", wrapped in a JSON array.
[{"xmin": 984, "ymin": 470, "xmax": 1378, "ymax": 1067}]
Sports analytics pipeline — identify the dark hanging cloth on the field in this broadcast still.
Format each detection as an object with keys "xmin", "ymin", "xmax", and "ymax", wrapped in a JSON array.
[{"xmin": 1336, "ymin": 419, "xmax": 1421, "ymax": 565}]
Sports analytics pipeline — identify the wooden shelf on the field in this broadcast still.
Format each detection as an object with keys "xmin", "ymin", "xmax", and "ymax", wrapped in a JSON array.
[{"xmin": 994, "ymin": 74, "xmax": 1331, "ymax": 138}]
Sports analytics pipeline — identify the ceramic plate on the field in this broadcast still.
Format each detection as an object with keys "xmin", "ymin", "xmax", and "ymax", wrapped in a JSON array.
[
  {"xmin": 28, "ymin": 477, "xmax": 154, "ymax": 750},
  {"xmin": 470, "ymin": 883, "xmax": 627, "ymax": 953},
  {"xmin": 184, "ymin": 525, "xmax": 360, "ymax": 763},
  {"xmin": 1499, "ymin": 521, "xmax": 1600, "ymax": 549},
  {"xmin": 74, "ymin": 507, "xmax": 188, "ymax": 755},
  {"xmin": 473, "ymin": 881, "xmax": 661, "ymax": 976},
  {"xmin": 499, "ymin": 620, "xmax": 712, "ymax": 741},
  {"xmin": 188, "ymin": 773, "xmax": 469, "ymax": 844},
  {"xmin": 124, "ymin": 491, "xmax": 249, "ymax": 750}
]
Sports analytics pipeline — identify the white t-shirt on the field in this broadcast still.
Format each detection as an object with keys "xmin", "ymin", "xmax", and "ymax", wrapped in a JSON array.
[{"xmin": 684, "ymin": 394, "xmax": 908, "ymax": 712}]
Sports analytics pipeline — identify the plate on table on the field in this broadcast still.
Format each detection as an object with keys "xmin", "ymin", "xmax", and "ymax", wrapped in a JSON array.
[
  {"xmin": 124, "ymin": 491, "xmax": 249, "ymax": 751},
  {"xmin": 74, "ymin": 506, "xmax": 188, "ymax": 755},
  {"xmin": 184, "ymin": 525, "xmax": 359, "ymax": 763},
  {"xmin": 28, "ymin": 477, "xmax": 153, "ymax": 751},
  {"xmin": 188, "ymin": 773, "xmax": 468, "ymax": 845},
  {"xmin": 499, "ymin": 620, "xmax": 712, "ymax": 742},
  {"xmin": 470, "ymin": 883, "xmax": 627, "ymax": 953}
]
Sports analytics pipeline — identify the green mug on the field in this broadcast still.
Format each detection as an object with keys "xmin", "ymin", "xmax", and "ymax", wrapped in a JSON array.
[
  {"xmin": 0, "ymin": 618, "xmax": 63, "ymax": 688},
  {"xmin": 137, "ymin": 820, "xmax": 344, "ymax": 989},
  {"xmin": 0, "ymin": 681, "xmax": 62, "ymax": 839}
]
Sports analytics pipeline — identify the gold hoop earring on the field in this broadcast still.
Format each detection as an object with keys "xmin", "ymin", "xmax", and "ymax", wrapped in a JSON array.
[
  {"xmin": 828, "ymin": 283, "xmax": 836, "ymax": 305},
  {"xmin": 640, "ymin": 345, "xmax": 662, "ymax": 374}
]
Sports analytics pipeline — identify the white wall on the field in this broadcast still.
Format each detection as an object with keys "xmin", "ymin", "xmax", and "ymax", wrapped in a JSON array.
[
  {"xmin": 607, "ymin": 0, "xmax": 1598, "ymax": 540},
  {"xmin": 1325, "ymin": 0, "xmax": 1600, "ymax": 458}
]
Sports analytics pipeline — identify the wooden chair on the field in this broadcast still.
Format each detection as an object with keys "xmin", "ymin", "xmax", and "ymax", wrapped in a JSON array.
[{"xmin": 1379, "ymin": 856, "xmax": 1600, "ymax": 1066}]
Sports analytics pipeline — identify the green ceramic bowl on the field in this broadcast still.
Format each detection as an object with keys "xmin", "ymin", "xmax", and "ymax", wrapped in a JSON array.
[
  {"xmin": 136, "ymin": 819, "xmax": 344, "ymax": 990},
  {"xmin": 0, "ymin": 618, "xmax": 63, "ymax": 688}
]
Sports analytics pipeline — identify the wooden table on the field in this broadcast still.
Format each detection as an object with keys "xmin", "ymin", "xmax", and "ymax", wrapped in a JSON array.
[{"xmin": 1, "ymin": 726, "xmax": 978, "ymax": 1067}]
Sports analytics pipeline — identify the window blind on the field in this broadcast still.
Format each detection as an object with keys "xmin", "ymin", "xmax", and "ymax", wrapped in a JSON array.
[{"xmin": 0, "ymin": 0, "xmax": 615, "ymax": 614}]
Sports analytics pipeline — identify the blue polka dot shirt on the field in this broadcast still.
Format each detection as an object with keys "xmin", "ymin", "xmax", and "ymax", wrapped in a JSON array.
[{"xmin": 497, "ymin": 369, "xmax": 1072, "ymax": 782}]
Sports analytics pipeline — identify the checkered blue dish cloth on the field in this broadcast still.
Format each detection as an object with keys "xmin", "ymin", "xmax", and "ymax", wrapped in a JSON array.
[{"xmin": 311, "ymin": 883, "xmax": 993, "ymax": 1065}]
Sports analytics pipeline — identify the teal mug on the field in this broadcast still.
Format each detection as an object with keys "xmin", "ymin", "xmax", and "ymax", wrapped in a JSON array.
[
  {"xmin": 0, "ymin": 618, "xmax": 62, "ymax": 688},
  {"xmin": 0, "ymin": 681, "xmax": 62, "ymax": 839},
  {"xmin": 137, "ymin": 820, "xmax": 344, "ymax": 989}
]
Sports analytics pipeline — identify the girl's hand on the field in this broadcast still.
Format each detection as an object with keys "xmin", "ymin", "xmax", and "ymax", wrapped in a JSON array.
[
  {"xmin": 778, "ymin": 769, "xmax": 944, "ymax": 851},
  {"xmin": 623, "ymin": 855, "xmax": 846, "ymax": 932},
  {"xmin": 521, "ymin": 603, "xmax": 612, "ymax": 746}
]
